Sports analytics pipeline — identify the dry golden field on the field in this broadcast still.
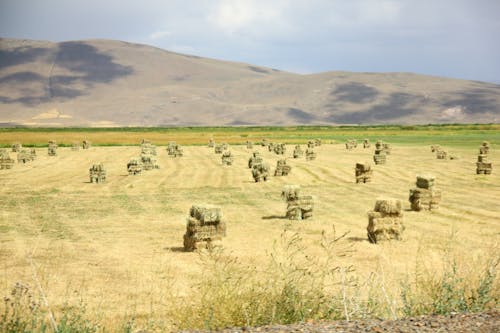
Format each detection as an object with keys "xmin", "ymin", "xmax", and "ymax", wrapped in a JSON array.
[{"xmin": 0, "ymin": 140, "xmax": 499, "ymax": 329}]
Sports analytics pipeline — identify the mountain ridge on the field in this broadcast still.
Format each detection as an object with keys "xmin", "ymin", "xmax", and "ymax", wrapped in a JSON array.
[{"xmin": 1, "ymin": 38, "xmax": 499, "ymax": 126}]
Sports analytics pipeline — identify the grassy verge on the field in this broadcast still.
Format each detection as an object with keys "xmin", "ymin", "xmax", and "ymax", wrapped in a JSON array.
[{"xmin": 2, "ymin": 227, "xmax": 498, "ymax": 332}]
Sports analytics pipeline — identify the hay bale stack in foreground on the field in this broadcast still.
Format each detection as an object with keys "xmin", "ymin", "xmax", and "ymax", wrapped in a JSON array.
[
  {"xmin": 89, "ymin": 163, "xmax": 107, "ymax": 183},
  {"xmin": 82, "ymin": 140, "xmax": 91, "ymax": 149},
  {"xmin": 17, "ymin": 149, "xmax": 35, "ymax": 164},
  {"xmin": 476, "ymin": 154, "xmax": 492, "ymax": 174},
  {"xmin": 221, "ymin": 151, "xmax": 233, "ymax": 166},
  {"xmin": 306, "ymin": 148, "xmax": 316, "ymax": 160},
  {"xmin": 246, "ymin": 141, "xmax": 253, "ymax": 149},
  {"xmin": 373, "ymin": 141, "xmax": 386, "ymax": 165},
  {"xmin": 293, "ymin": 145, "xmax": 303, "ymax": 158},
  {"xmin": 273, "ymin": 143, "xmax": 286, "ymax": 155},
  {"xmin": 252, "ymin": 162, "xmax": 270, "ymax": 182},
  {"xmin": 248, "ymin": 152, "xmax": 263, "ymax": 168},
  {"xmin": 409, "ymin": 175, "xmax": 441, "ymax": 211},
  {"xmin": 141, "ymin": 153, "xmax": 159, "ymax": 170},
  {"xmin": 355, "ymin": 162, "xmax": 373, "ymax": 183},
  {"xmin": 363, "ymin": 139, "xmax": 370, "ymax": 148},
  {"xmin": 71, "ymin": 142, "xmax": 80, "ymax": 151},
  {"xmin": 479, "ymin": 141, "xmax": 490, "ymax": 155},
  {"xmin": 274, "ymin": 159, "xmax": 291, "ymax": 176},
  {"xmin": 48, "ymin": 141, "xmax": 58, "ymax": 156},
  {"xmin": 0, "ymin": 150, "xmax": 15, "ymax": 169},
  {"xmin": 367, "ymin": 198, "xmax": 404, "ymax": 243},
  {"xmin": 183, "ymin": 204, "xmax": 226, "ymax": 251},
  {"xmin": 11, "ymin": 143, "xmax": 22, "ymax": 152},
  {"xmin": 127, "ymin": 159, "xmax": 143, "ymax": 175},
  {"xmin": 208, "ymin": 138, "xmax": 215, "ymax": 148},
  {"xmin": 281, "ymin": 185, "xmax": 314, "ymax": 220}
]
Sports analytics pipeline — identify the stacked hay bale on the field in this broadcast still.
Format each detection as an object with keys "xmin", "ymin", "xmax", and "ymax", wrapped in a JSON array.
[
  {"xmin": 479, "ymin": 141, "xmax": 490, "ymax": 155},
  {"xmin": 141, "ymin": 153, "xmax": 159, "ymax": 170},
  {"xmin": 281, "ymin": 185, "xmax": 314, "ymax": 220},
  {"xmin": 274, "ymin": 159, "xmax": 292, "ymax": 176},
  {"xmin": 252, "ymin": 162, "xmax": 270, "ymax": 182},
  {"xmin": 214, "ymin": 144, "xmax": 225, "ymax": 154},
  {"xmin": 430, "ymin": 145, "xmax": 440, "ymax": 153},
  {"xmin": 307, "ymin": 140, "xmax": 315, "ymax": 148},
  {"xmin": 314, "ymin": 138, "xmax": 322, "ymax": 146},
  {"xmin": 89, "ymin": 163, "xmax": 107, "ymax": 183},
  {"xmin": 373, "ymin": 141, "xmax": 386, "ymax": 165},
  {"xmin": 0, "ymin": 149, "xmax": 15, "ymax": 170},
  {"xmin": 273, "ymin": 143, "xmax": 286, "ymax": 155},
  {"xmin": 48, "ymin": 141, "xmax": 58, "ymax": 156},
  {"xmin": 246, "ymin": 141, "xmax": 253, "ymax": 149},
  {"xmin": 71, "ymin": 142, "xmax": 80, "ymax": 151},
  {"xmin": 167, "ymin": 143, "xmax": 183, "ymax": 157},
  {"xmin": 141, "ymin": 141, "xmax": 157, "ymax": 155},
  {"xmin": 208, "ymin": 138, "xmax": 215, "ymax": 148},
  {"xmin": 476, "ymin": 154, "xmax": 492, "ymax": 174},
  {"xmin": 17, "ymin": 149, "xmax": 36, "ymax": 164},
  {"xmin": 306, "ymin": 148, "xmax": 316, "ymax": 160},
  {"xmin": 409, "ymin": 175, "xmax": 441, "ymax": 211},
  {"xmin": 383, "ymin": 143, "xmax": 392, "ymax": 155},
  {"xmin": 293, "ymin": 145, "xmax": 303, "ymax": 158},
  {"xmin": 127, "ymin": 159, "xmax": 143, "ymax": 175},
  {"xmin": 436, "ymin": 149, "xmax": 448, "ymax": 160},
  {"xmin": 261, "ymin": 138, "xmax": 269, "ymax": 147},
  {"xmin": 82, "ymin": 140, "xmax": 91, "ymax": 149},
  {"xmin": 367, "ymin": 198, "xmax": 404, "ymax": 243},
  {"xmin": 11, "ymin": 143, "xmax": 22, "ymax": 152},
  {"xmin": 221, "ymin": 151, "xmax": 233, "ymax": 166},
  {"xmin": 355, "ymin": 162, "xmax": 373, "ymax": 183},
  {"xmin": 183, "ymin": 204, "xmax": 226, "ymax": 251},
  {"xmin": 248, "ymin": 152, "xmax": 263, "ymax": 168},
  {"xmin": 363, "ymin": 139, "xmax": 371, "ymax": 148},
  {"xmin": 268, "ymin": 142, "xmax": 275, "ymax": 152}
]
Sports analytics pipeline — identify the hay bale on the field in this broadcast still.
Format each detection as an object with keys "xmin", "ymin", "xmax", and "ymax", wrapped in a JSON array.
[
  {"xmin": 373, "ymin": 149, "xmax": 386, "ymax": 165},
  {"xmin": 222, "ymin": 151, "xmax": 233, "ymax": 166},
  {"xmin": 127, "ymin": 159, "xmax": 143, "ymax": 175},
  {"xmin": 409, "ymin": 188, "xmax": 441, "ymax": 211},
  {"xmin": 436, "ymin": 150, "xmax": 448, "ymax": 159},
  {"xmin": 89, "ymin": 163, "xmax": 107, "ymax": 183},
  {"xmin": 307, "ymin": 140, "xmax": 315, "ymax": 148},
  {"xmin": 476, "ymin": 159, "xmax": 492, "ymax": 174},
  {"xmin": 11, "ymin": 143, "xmax": 22, "ymax": 152},
  {"xmin": 306, "ymin": 148, "xmax": 316, "ymax": 161},
  {"xmin": 248, "ymin": 152, "xmax": 262, "ymax": 168},
  {"xmin": 208, "ymin": 138, "xmax": 215, "ymax": 148},
  {"xmin": 345, "ymin": 139, "xmax": 357, "ymax": 150},
  {"xmin": 314, "ymin": 138, "xmax": 322, "ymax": 146},
  {"xmin": 430, "ymin": 145, "xmax": 440, "ymax": 153},
  {"xmin": 261, "ymin": 138, "xmax": 269, "ymax": 147},
  {"xmin": 141, "ymin": 153, "xmax": 159, "ymax": 170},
  {"xmin": 47, "ymin": 140, "xmax": 58, "ymax": 156},
  {"xmin": 0, "ymin": 149, "xmax": 8, "ymax": 159},
  {"xmin": 363, "ymin": 139, "xmax": 370, "ymax": 148},
  {"xmin": 355, "ymin": 162, "xmax": 373, "ymax": 183},
  {"xmin": 0, "ymin": 156, "xmax": 15, "ymax": 169},
  {"xmin": 293, "ymin": 145, "xmax": 303, "ymax": 158},
  {"xmin": 374, "ymin": 198, "xmax": 402, "ymax": 215},
  {"xmin": 383, "ymin": 143, "xmax": 391, "ymax": 155},
  {"xmin": 246, "ymin": 141, "xmax": 253, "ymax": 149},
  {"xmin": 273, "ymin": 143, "xmax": 286, "ymax": 155},
  {"xmin": 479, "ymin": 141, "xmax": 490, "ymax": 155},
  {"xmin": 82, "ymin": 140, "xmax": 91, "ymax": 149},
  {"xmin": 17, "ymin": 149, "xmax": 35, "ymax": 164},
  {"xmin": 141, "ymin": 141, "xmax": 157, "ymax": 155},
  {"xmin": 367, "ymin": 212, "xmax": 404, "ymax": 243},
  {"xmin": 416, "ymin": 174, "xmax": 435, "ymax": 189},
  {"xmin": 184, "ymin": 204, "xmax": 226, "ymax": 251},
  {"xmin": 274, "ymin": 159, "xmax": 291, "ymax": 176},
  {"xmin": 281, "ymin": 185, "xmax": 301, "ymax": 201},
  {"xmin": 252, "ymin": 162, "xmax": 270, "ymax": 182},
  {"xmin": 214, "ymin": 144, "xmax": 224, "ymax": 154}
]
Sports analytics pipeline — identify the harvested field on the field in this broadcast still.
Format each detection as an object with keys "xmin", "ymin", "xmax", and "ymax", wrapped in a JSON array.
[{"xmin": 0, "ymin": 141, "xmax": 498, "ymax": 330}]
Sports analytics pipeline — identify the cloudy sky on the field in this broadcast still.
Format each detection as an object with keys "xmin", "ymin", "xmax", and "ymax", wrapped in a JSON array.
[{"xmin": 1, "ymin": 0, "xmax": 499, "ymax": 83}]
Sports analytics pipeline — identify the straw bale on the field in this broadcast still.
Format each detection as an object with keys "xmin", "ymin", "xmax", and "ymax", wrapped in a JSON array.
[
  {"xmin": 477, "ymin": 155, "xmax": 488, "ymax": 163},
  {"xmin": 248, "ymin": 152, "xmax": 262, "ymax": 168},
  {"xmin": 222, "ymin": 151, "xmax": 233, "ymax": 165},
  {"xmin": 436, "ymin": 150, "xmax": 447, "ymax": 159},
  {"xmin": 252, "ymin": 163, "xmax": 269, "ymax": 182},
  {"xmin": 367, "ymin": 212, "xmax": 404, "ymax": 243},
  {"xmin": 355, "ymin": 162, "xmax": 373, "ymax": 183},
  {"xmin": 208, "ymin": 139, "xmax": 215, "ymax": 148},
  {"xmin": 184, "ymin": 204, "xmax": 226, "ymax": 251},
  {"xmin": 11, "ymin": 143, "xmax": 22, "ymax": 152},
  {"xmin": 281, "ymin": 185, "xmax": 301, "ymax": 201},
  {"xmin": 375, "ymin": 140, "xmax": 384, "ymax": 150},
  {"xmin": 293, "ymin": 145, "xmax": 303, "ymax": 158},
  {"xmin": 82, "ymin": 140, "xmax": 91, "ymax": 149},
  {"xmin": 127, "ymin": 159, "xmax": 143, "ymax": 175},
  {"xmin": 476, "ymin": 162, "xmax": 492, "ymax": 174},
  {"xmin": 416, "ymin": 174, "xmax": 435, "ymax": 189},
  {"xmin": 0, "ymin": 157, "xmax": 15, "ymax": 169},
  {"xmin": 409, "ymin": 188, "xmax": 441, "ymax": 211},
  {"xmin": 383, "ymin": 143, "xmax": 391, "ymax": 155},
  {"xmin": 246, "ymin": 141, "xmax": 253, "ymax": 149},
  {"xmin": 273, "ymin": 143, "xmax": 286, "ymax": 155},
  {"xmin": 373, "ymin": 151, "xmax": 386, "ymax": 165},
  {"xmin": 306, "ymin": 148, "xmax": 316, "ymax": 160},
  {"xmin": 374, "ymin": 198, "xmax": 402, "ymax": 215},
  {"xmin": 314, "ymin": 139, "xmax": 322, "ymax": 146},
  {"xmin": 89, "ymin": 163, "xmax": 107, "ymax": 183},
  {"xmin": 17, "ymin": 149, "xmax": 35, "ymax": 163},
  {"xmin": 430, "ymin": 145, "xmax": 440, "ymax": 153},
  {"xmin": 0, "ymin": 149, "xmax": 8, "ymax": 159},
  {"xmin": 308, "ymin": 140, "xmax": 315, "ymax": 148},
  {"xmin": 189, "ymin": 204, "xmax": 222, "ymax": 223},
  {"xmin": 274, "ymin": 159, "xmax": 291, "ymax": 176},
  {"xmin": 363, "ymin": 139, "xmax": 370, "ymax": 148}
]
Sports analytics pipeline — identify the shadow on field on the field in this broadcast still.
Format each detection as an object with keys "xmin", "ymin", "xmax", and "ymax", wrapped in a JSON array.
[
  {"xmin": 165, "ymin": 246, "xmax": 186, "ymax": 253},
  {"xmin": 347, "ymin": 236, "xmax": 368, "ymax": 243},
  {"xmin": 261, "ymin": 215, "xmax": 287, "ymax": 220}
]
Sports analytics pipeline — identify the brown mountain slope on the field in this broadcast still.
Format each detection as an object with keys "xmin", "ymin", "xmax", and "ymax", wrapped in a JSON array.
[{"xmin": 1, "ymin": 38, "xmax": 499, "ymax": 126}]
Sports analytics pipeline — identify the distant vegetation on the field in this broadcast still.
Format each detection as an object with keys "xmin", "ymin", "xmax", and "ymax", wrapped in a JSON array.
[{"xmin": 1, "ymin": 124, "xmax": 499, "ymax": 147}]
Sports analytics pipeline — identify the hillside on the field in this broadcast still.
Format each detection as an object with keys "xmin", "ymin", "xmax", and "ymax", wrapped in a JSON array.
[{"xmin": 1, "ymin": 38, "xmax": 499, "ymax": 126}]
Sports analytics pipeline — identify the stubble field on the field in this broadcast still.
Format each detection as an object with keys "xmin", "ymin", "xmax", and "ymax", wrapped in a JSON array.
[{"xmin": 0, "ymin": 133, "xmax": 499, "ymax": 330}]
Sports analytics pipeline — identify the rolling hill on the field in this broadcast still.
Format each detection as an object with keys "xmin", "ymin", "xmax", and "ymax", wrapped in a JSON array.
[{"xmin": 1, "ymin": 38, "xmax": 499, "ymax": 126}]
